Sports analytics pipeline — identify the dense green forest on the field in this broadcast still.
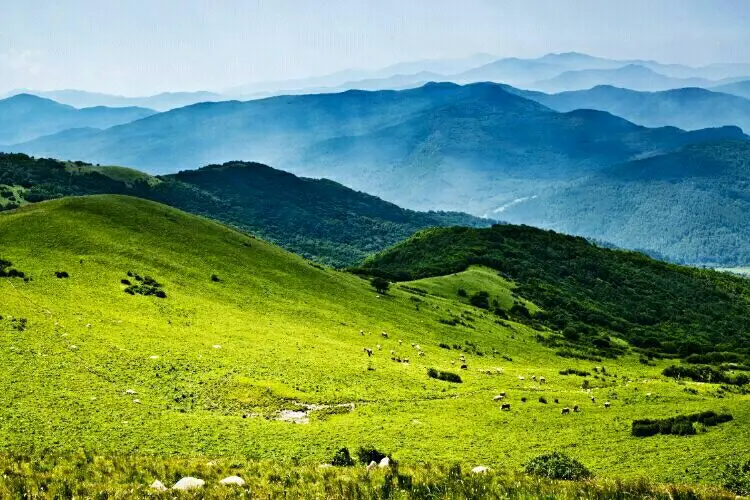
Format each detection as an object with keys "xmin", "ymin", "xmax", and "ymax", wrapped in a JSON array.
[
  {"xmin": 356, "ymin": 224, "xmax": 750, "ymax": 360},
  {"xmin": 0, "ymin": 153, "xmax": 488, "ymax": 266}
]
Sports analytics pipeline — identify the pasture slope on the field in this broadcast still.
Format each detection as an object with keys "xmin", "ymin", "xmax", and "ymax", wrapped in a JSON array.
[{"xmin": 0, "ymin": 195, "xmax": 748, "ymax": 497}]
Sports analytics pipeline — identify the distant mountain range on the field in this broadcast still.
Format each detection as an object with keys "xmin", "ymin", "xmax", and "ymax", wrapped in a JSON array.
[
  {"xmin": 5, "ymin": 82, "xmax": 744, "ymax": 215},
  {"xmin": 7, "ymin": 52, "xmax": 749, "ymax": 109},
  {"xmin": 516, "ymin": 85, "xmax": 750, "ymax": 132},
  {"xmin": 0, "ymin": 93, "xmax": 156, "ymax": 144},
  {"xmin": 1, "ymin": 89, "xmax": 225, "ymax": 111}
]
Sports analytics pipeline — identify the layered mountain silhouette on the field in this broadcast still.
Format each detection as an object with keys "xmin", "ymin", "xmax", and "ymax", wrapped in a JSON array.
[
  {"xmin": 6, "ymin": 82, "xmax": 746, "ymax": 216},
  {"xmin": 0, "ymin": 93, "xmax": 156, "ymax": 144}
]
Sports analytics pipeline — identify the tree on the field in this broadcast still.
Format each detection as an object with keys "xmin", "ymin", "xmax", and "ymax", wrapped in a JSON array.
[{"xmin": 371, "ymin": 277, "xmax": 390, "ymax": 294}]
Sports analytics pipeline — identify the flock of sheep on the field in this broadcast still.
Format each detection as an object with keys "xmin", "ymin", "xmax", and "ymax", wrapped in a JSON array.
[{"xmin": 360, "ymin": 329, "xmax": 612, "ymax": 414}]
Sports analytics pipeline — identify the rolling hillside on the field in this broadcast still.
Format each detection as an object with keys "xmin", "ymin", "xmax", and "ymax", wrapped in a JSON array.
[
  {"xmin": 498, "ymin": 141, "xmax": 750, "ymax": 266},
  {"xmin": 1, "ymin": 195, "xmax": 748, "ymax": 493},
  {"xmin": 0, "ymin": 93, "xmax": 155, "ymax": 144},
  {"xmin": 356, "ymin": 223, "xmax": 750, "ymax": 359},
  {"xmin": 0, "ymin": 153, "xmax": 489, "ymax": 266}
]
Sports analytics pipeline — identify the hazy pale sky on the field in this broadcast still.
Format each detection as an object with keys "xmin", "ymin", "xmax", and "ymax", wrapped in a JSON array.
[{"xmin": 1, "ymin": 0, "xmax": 748, "ymax": 95}]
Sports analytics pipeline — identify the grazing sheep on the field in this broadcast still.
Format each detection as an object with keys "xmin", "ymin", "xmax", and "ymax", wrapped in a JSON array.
[
  {"xmin": 554, "ymin": 398, "xmax": 559, "ymax": 404},
  {"xmin": 518, "ymin": 376, "xmax": 525, "ymax": 380},
  {"xmin": 403, "ymin": 358, "xmax": 410, "ymax": 364},
  {"xmin": 499, "ymin": 392, "xmax": 506, "ymax": 397},
  {"xmin": 460, "ymin": 364, "xmax": 468, "ymax": 370},
  {"xmin": 381, "ymin": 332, "xmax": 389, "ymax": 338},
  {"xmin": 540, "ymin": 377, "xmax": 546, "ymax": 384},
  {"xmin": 125, "ymin": 389, "xmax": 137, "ymax": 395},
  {"xmin": 561, "ymin": 407, "xmax": 571, "ymax": 415},
  {"xmin": 573, "ymin": 405, "xmax": 580, "ymax": 412},
  {"xmin": 390, "ymin": 350, "xmax": 395, "ymax": 355},
  {"xmin": 398, "ymin": 340, "xmax": 403, "ymax": 344},
  {"xmin": 414, "ymin": 344, "xmax": 421, "ymax": 351},
  {"xmin": 501, "ymin": 403, "xmax": 511, "ymax": 411},
  {"xmin": 493, "ymin": 395, "xmax": 504, "ymax": 401},
  {"xmin": 604, "ymin": 401, "xmax": 611, "ymax": 408},
  {"xmin": 367, "ymin": 461, "xmax": 377, "ymax": 471},
  {"xmin": 360, "ymin": 330, "xmax": 365, "ymax": 336},
  {"xmin": 521, "ymin": 397, "xmax": 527, "ymax": 403},
  {"xmin": 411, "ymin": 343, "xmax": 415, "ymax": 347},
  {"xmin": 451, "ymin": 361, "xmax": 455, "ymax": 365},
  {"xmin": 363, "ymin": 348, "xmax": 373, "ymax": 356},
  {"xmin": 376, "ymin": 344, "xmax": 382, "ymax": 350},
  {"xmin": 590, "ymin": 396, "xmax": 596, "ymax": 403},
  {"xmin": 378, "ymin": 457, "xmax": 390, "ymax": 468},
  {"xmin": 472, "ymin": 466, "xmax": 490, "ymax": 474},
  {"xmin": 418, "ymin": 351, "xmax": 425, "ymax": 356},
  {"xmin": 531, "ymin": 375, "xmax": 537, "ymax": 381}
]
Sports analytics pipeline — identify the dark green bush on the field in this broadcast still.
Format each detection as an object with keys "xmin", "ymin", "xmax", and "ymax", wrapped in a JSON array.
[
  {"xmin": 469, "ymin": 291, "xmax": 490, "ymax": 309},
  {"xmin": 54, "ymin": 271, "xmax": 69, "ymax": 278},
  {"xmin": 357, "ymin": 446, "xmax": 387, "ymax": 465},
  {"xmin": 371, "ymin": 277, "xmax": 390, "ymax": 294},
  {"xmin": 456, "ymin": 288, "xmax": 467, "ymax": 297},
  {"xmin": 211, "ymin": 274, "xmax": 221, "ymax": 282},
  {"xmin": 632, "ymin": 411, "xmax": 732, "ymax": 437},
  {"xmin": 331, "ymin": 447, "xmax": 355, "ymax": 467},
  {"xmin": 559, "ymin": 368, "xmax": 590, "ymax": 376},
  {"xmin": 427, "ymin": 368, "xmax": 462, "ymax": 383},
  {"xmin": 523, "ymin": 452, "xmax": 592, "ymax": 480}
]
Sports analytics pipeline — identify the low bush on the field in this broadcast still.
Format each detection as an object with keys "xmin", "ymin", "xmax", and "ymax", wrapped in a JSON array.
[
  {"xmin": 123, "ymin": 273, "xmax": 167, "ymax": 299},
  {"xmin": 427, "ymin": 368, "xmax": 462, "ymax": 383},
  {"xmin": 632, "ymin": 411, "xmax": 733, "ymax": 437},
  {"xmin": 357, "ymin": 446, "xmax": 387, "ymax": 465},
  {"xmin": 54, "ymin": 271, "xmax": 69, "ymax": 278},
  {"xmin": 331, "ymin": 447, "xmax": 355, "ymax": 467},
  {"xmin": 523, "ymin": 451, "xmax": 592, "ymax": 480},
  {"xmin": 559, "ymin": 368, "xmax": 590, "ymax": 377}
]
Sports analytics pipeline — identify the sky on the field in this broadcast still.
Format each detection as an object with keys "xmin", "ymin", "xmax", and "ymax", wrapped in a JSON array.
[{"xmin": 1, "ymin": 0, "xmax": 749, "ymax": 95}]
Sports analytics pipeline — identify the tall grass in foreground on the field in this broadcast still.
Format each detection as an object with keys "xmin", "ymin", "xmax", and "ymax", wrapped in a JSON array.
[{"xmin": 0, "ymin": 454, "xmax": 738, "ymax": 499}]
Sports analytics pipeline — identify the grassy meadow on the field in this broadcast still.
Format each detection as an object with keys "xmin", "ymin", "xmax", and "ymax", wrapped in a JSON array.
[{"xmin": 0, "ymin": 195, "xmax": 748, "ymax": 496}]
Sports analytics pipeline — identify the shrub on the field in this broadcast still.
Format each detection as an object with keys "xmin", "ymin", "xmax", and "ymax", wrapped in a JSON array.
[
  {"xmin": 211, "ymin": 274, "xmax": 221, "ymax": 282},
  {"xmin": 438, "ymin": 343, "xmax": 451, "ymax": 350},
  {"xmin": 722, "ymin": 459, "xmax": 750, "ymax": 496},
  {"xmin": 357, "ymin": 446, "xmax": 387, "ymax": 465},
  {"xmin": 523, "ymin": 452, "xmax": 592, "ymax": 480},
  {"xmin": 469, "ymin": 291, "xmax": 490, "ymax": 309},
  {"xmin": 559, "ymin": 368, "xmax": 590, "ymax": 377},
  {"xmin": 54, "ymin": 271, "xmax": 69, "ymax": 278},
  {"xmin": 427, "ymin": 368, "xmax": 462, "ymax": 383},
  {"xmin": 456, "ymin": 288, "xmax": 467, "ymax": 297},
  {"xmin": 331, "ymin": 447, "xmax": 355, "ymax": 467},
  {"xmin": 371, "ymin": 277, "xmax": 390, "ymax": 294},
  {"xmin": 539, "ymin": 396, "xmax": 547, "ymax": 404},
  {"xmin": 632, "ymin": 411, "xmax": 732, "ymax": 437}
]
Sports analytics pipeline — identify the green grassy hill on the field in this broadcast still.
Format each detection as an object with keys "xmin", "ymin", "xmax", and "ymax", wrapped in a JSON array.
[
  {"xmin": 355, "ymin": 224, "xmax": 750, "ymax": 361},
  {"xmin": 0, "ymin": 153, "xmax": 488, "ymax": 266},
  {"xmin": 1, "ymin": 195, "xmax": 748, "ymax": 495}
]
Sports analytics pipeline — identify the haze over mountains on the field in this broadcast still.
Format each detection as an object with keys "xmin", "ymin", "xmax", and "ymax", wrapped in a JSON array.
[{"xmin": 3, "ymin": 51, "xmax": 750, "ymax": 267}]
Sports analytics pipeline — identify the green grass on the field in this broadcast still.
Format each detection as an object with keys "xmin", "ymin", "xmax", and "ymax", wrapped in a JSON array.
[
  {"xmin": 66, "ymin": 163, "xmax": 161, "ymax": 186},
  {"xmin": 0, "ymin": 195, "xmax": 748, "ymax": 492}
]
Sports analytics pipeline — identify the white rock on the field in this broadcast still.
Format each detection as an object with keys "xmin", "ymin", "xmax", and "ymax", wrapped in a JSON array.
[
  {"xmin": 125, "ymin": 389, "xmax": 137, "ymax": 395},
  {"xmin": 172, "ymin": 477, "xmax": 205, "ymax": 490},
  {"xmin": 472, "ymin": 465, "xmax": 490, "ymax": 474},
  {"xmin": 212, "ymin": 344, "xmax": 222, "ymax": 349},
  {"xmin": 219, "ymin": 475, "xmax": 246, "ymax": 486},
  {"xmin": 149, "ymin": 355, "xmax": 159, "ymax": 359},
  {"xmin": 150, "ymin": 480, "xmax": 167, "ymax": 491},
  {"xmin": 378, "ymin": 457, "xmax": 390, "ymax": 468},
  {"xmin": 366, "ymin": 460, "xmax": 377, "ymax": 471},
  {"xmin": 132, "ymin": 399, "xmax": 141, "ymax": 404},
  {"xmin": 318, "ymin": 463, "xmax": 333, "ymax": 469}
]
